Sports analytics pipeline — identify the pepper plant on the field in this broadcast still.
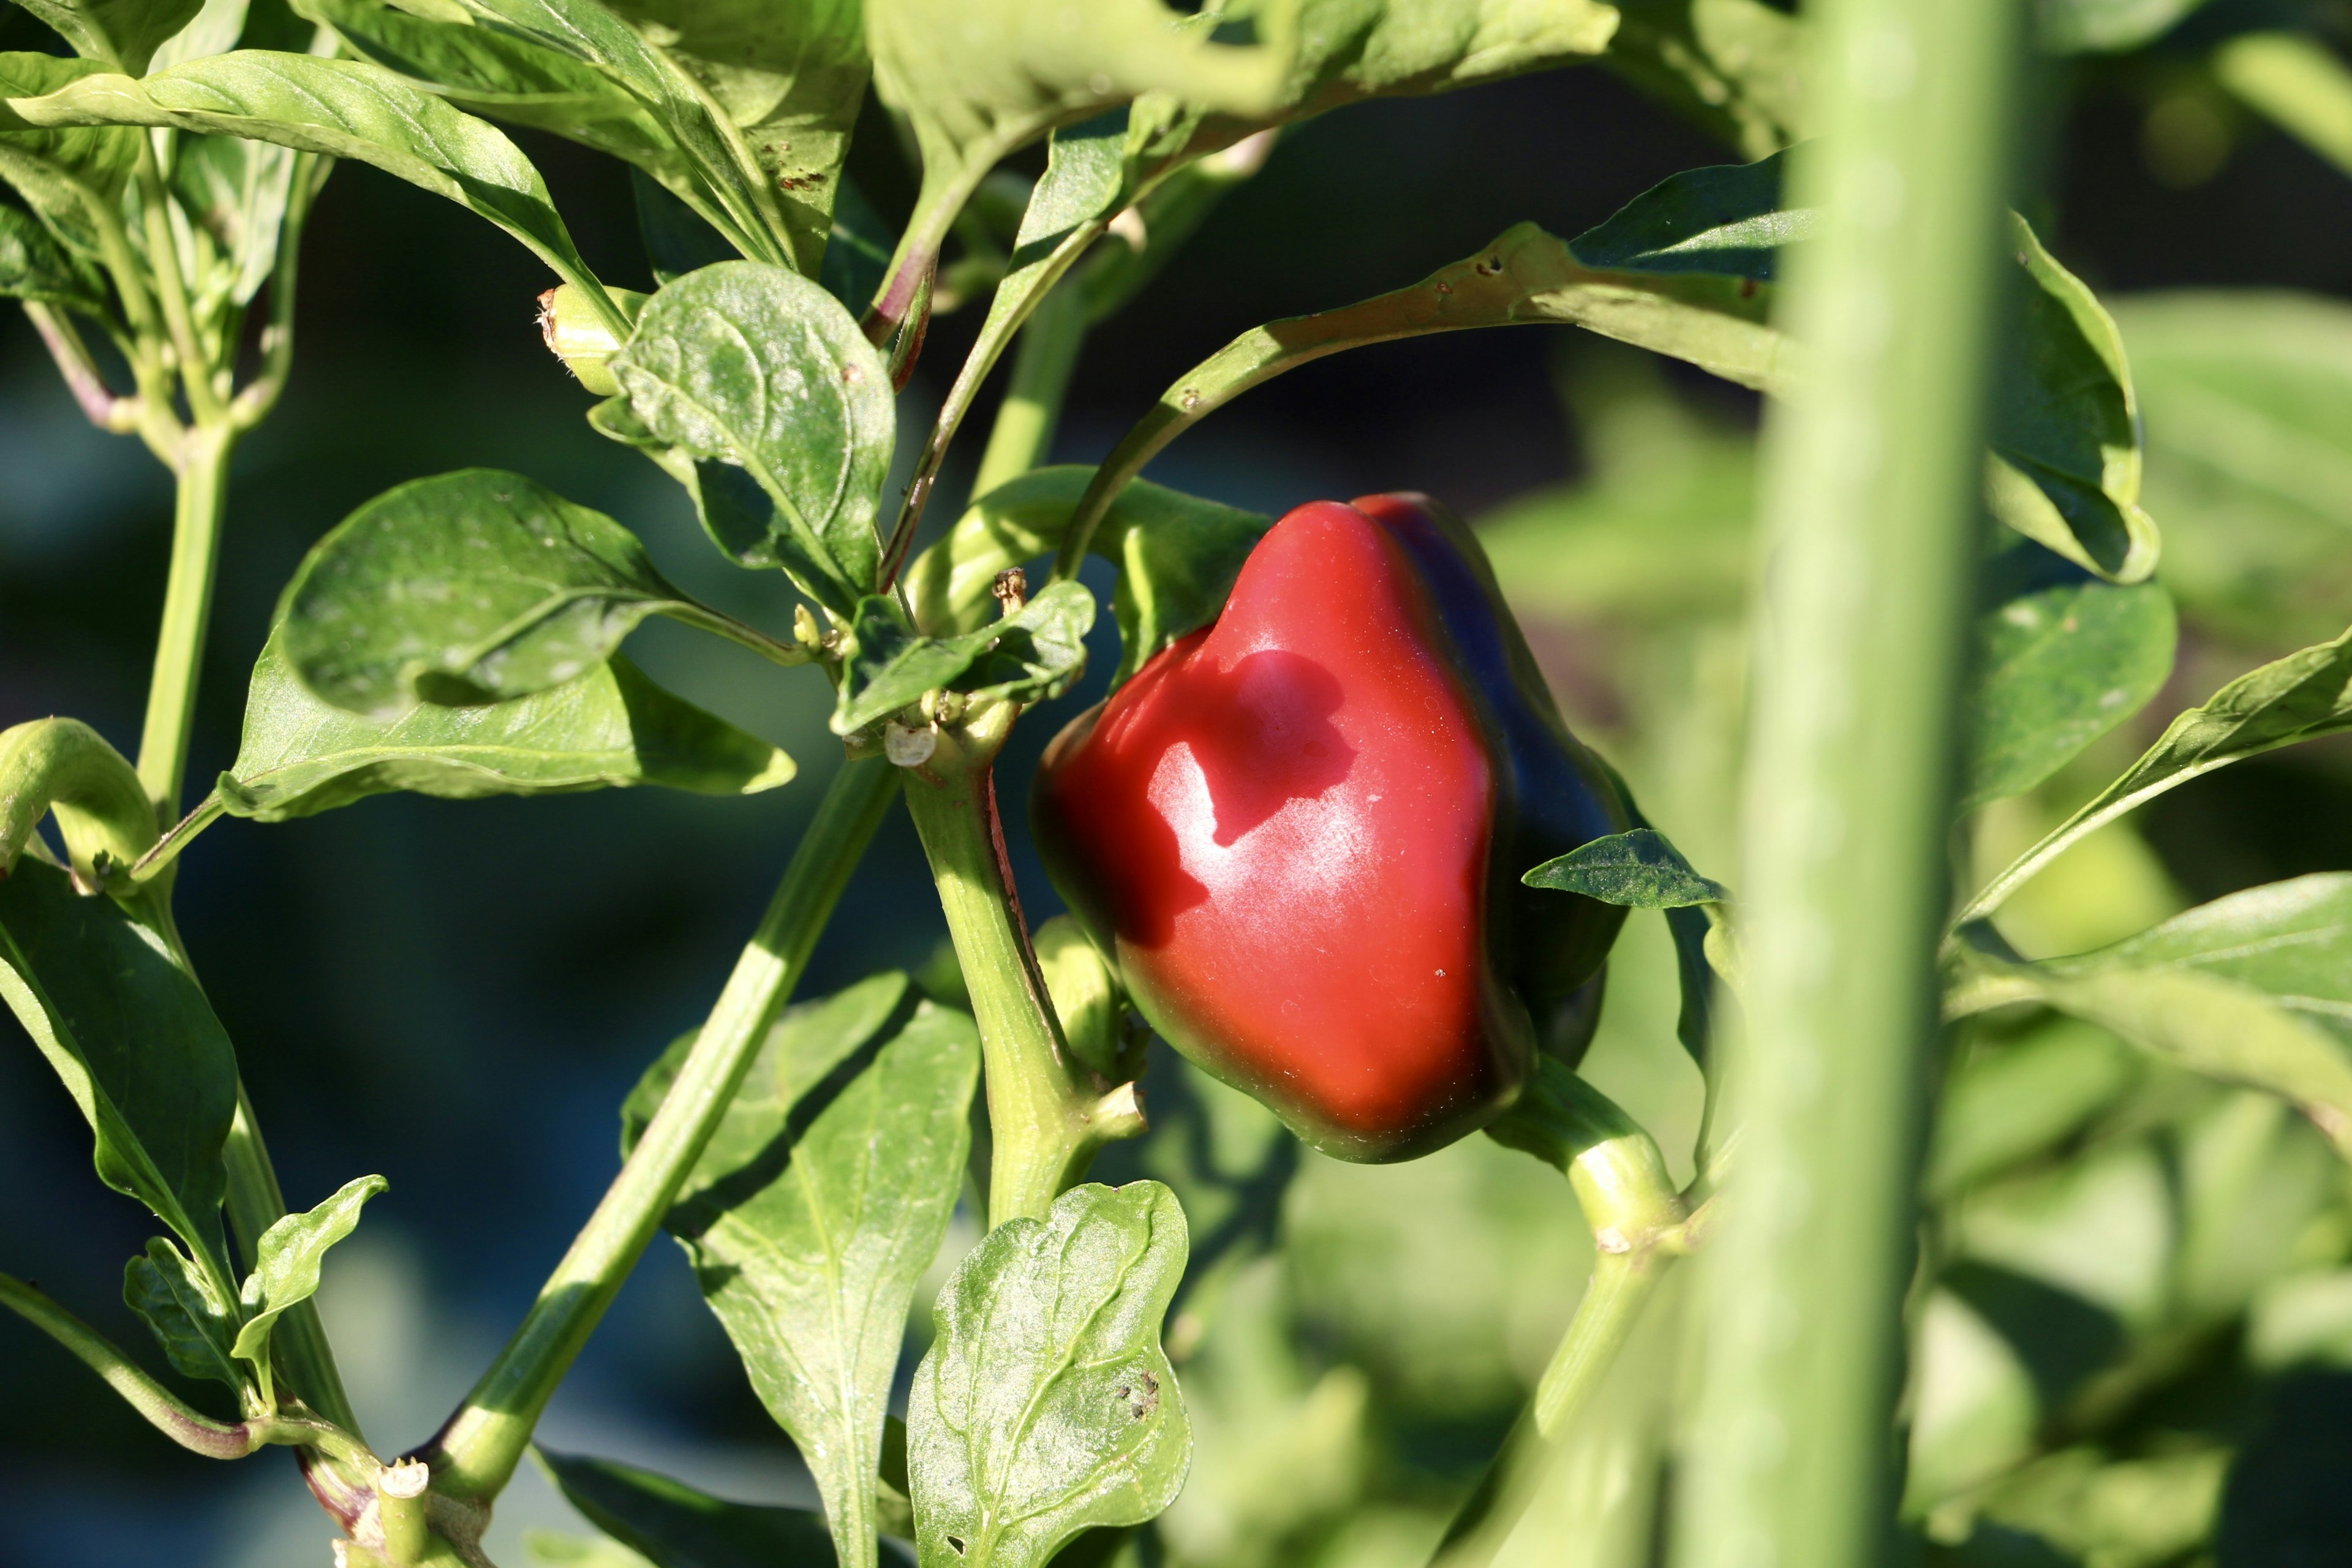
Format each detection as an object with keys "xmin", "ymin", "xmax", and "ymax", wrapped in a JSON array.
[{"xmin": 7, "ymin": 0, "xmax": 2352, "ymax": 1564}]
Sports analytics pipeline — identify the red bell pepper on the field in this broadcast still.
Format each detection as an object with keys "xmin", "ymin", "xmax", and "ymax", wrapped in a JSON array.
[{"xmin": 1033, "ymin": 492, "xmax": 1628, "ymax": 1161}]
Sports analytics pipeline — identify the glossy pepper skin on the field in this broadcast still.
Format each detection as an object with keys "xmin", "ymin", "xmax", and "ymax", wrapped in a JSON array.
[{"xmin": 1032, "ymin": 493, "xmax": 1628, "ymax": 1161}]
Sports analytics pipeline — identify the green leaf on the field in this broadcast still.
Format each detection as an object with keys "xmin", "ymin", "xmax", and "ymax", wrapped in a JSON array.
[
  {"xmin": 437, "ymin": 0, "xmax": 795, "ymax": 266},
  {"xmin": 834, "ymin": 579, "xmax": 1095, "ymax": 735},
  {"xmin": 620, "ymin": 973, "xmax": 979, "ymax": 1568},
  {"xmin": 2110, "ymin": 291, "xmax": 2352, "ymax": 646},
  {"xmin": 1985, "ymin": 213, "xmax": 2159, "ymax": 585},
  {"xmin": 295, "ymin": 0, "xmax": 688, "ymax": 183},
  {"xmin": 867, "ymin": 0, "xmax": 1287, "ymax": 206},
  {"xmin": 221, "ymin": 625, "xmax": 793, "ymax": 820},
  {"xmin": 1948, "ymin": 878, "xmax": 2352, "ymax": 1158},
  {"xmin": 594, "ymin": 0, "xmax": 867, "ymax": 275},
  {"xmin": 1959, "ymin": 619, "xmax": 2352, "ymax": 925},
  {"xmin": 903, "ymin": 464, "xmax": 1268, "ymax": 685},
  {"xmin": 608, "ymin": 260, "xmax": 893, "ymax": 610},
  {"xmin": 0, "ymin": 202, "xmax": 105, "ymax": 311},
  {"xmin": 0, "ymin": 51, "xmax": 615, "ymax": 312},
  {"xmin": 13, "ymin": 0, "xmax": 203, "ymax": 73},
  {"xmin": 278, "ymin": 468, "xmax": 739, "ymax": 720},
  {"xmin": 1959, "ymin": 543, "xmax": 2178, "ymax": 814},
  {"xmin": 0, "ymin": 859, "xmax": 236, "ymax": 1266},
  {"xmin": 1926, "ymin": 1017, "xmax": 2139, "ymax": 1199},
  {"xmin": 536, "ymin": 1449, "xmax": 845, "ymax": 1568},
  {"xmin": 0, "ymin": 53, "xmax": 141, "ymax": 254},
  {"xmin": 124, "ymin": 1236, "xmax": 241, "ymax": 1391},
  {"xmin": 1600, "ymin": 0, "xmax": 1804, "ymax": 160},
  {"xmin": 1524, "ymin": 828, "xmax": 1730, "ymax": 909},
  {"xmin": 1125, "ymin": 0, "xmax": 1619, "ymax": 190},
  {"xmin": 229, "ymin": 1174, "xmax": 386, "ymax": 1382},
  {"xmin": 908, "ymin": 1180, "xmax": 1190, "ymax": 1568}
]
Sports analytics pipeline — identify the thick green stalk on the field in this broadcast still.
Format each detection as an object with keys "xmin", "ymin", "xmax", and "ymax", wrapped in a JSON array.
[
  {"xmin": 901, "ymin": 705, "xmax": 1141, "ymax": 1228},
  {"xmin": 136, "ymin": 419, "xmax": 234, "ymax": 823},
  {"xmin": 429, "ymin": 759, "xmax": 899, "ymax": 1502},
  {"xmin": 1673, "ymin": 6, "xmax": 2022, "ymax": 1568}
]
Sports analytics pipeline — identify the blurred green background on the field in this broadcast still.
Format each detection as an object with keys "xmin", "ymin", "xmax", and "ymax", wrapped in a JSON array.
[{"xmin": 13, "ymin": 3, "xmax": 2352, "ymax": 1565}]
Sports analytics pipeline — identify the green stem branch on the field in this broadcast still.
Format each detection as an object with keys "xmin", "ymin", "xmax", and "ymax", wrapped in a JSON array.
[
  {"xmin": 900, "ymin": 704, "xmax": 1143, "ymax": 1229},
  {"xmin": 970, "ymin": 283, "xmax": 1088, "ymax": 500},
  {"xmin": 428, "ymin": 758, "xmax": 900, "ymax": 1503},
  {"xmin": 136, "ymin": 418, "xmax": 234, "ymax": 824}
]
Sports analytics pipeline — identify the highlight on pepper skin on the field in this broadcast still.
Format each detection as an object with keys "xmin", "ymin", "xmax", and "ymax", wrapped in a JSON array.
[{"xmin": 1033, "ymin": 492, "xmax": 1629, "ymax": 1162}]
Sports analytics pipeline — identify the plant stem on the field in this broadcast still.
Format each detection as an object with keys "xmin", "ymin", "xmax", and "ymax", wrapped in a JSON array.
[
  {"xmin": 23, "ymin": 303, "xmax": 138, "ymax": 432},
  {"xmin": 902, "ymin": 704, "xmax": 1144, "ymax": 1229},
  {"xmin": 970, "ymin": 284, "xmax": 1088, "ymax": 499},
  {"xmin": 1673, "ymin": 4, "xmax": 2022, "ymax": 1568},
  {"xmin": 429, "ymin": 758, "xmax": 900, "ymax": 1504},
  {"xmin": 1430, "ymin": 1065, "xmax": 1689, "ymax": 1567},
  {"xmin": 232, "ymin": 151, "xmax": 325, "ymax": 431},
  {"xmin": 136, "ymin": 418, "xmax": 235, "ymax": 824},
  {"xmin": 0, "ymin": 1270, "xmax": 371, "ymax": 1466}
]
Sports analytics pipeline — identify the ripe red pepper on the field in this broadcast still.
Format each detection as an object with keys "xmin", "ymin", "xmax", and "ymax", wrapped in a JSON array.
[{"xmin": 1033, "ymin": 493, "xmax": 1628, "ymax": 1161}]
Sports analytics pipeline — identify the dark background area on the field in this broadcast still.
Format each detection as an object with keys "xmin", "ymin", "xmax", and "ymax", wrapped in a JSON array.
[{"xmin": 7, "ymin": 13, "xmax": 2352, "ymax": 1566}]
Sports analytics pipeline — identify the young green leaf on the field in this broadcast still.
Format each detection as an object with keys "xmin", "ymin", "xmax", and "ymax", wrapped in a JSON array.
[
  {"xmin": 277, "ymin": 468, "xmax": 779, "ymax": 719},
  {"xmin": 907, "ymin": 1180, "xmax": 1191, "ymax": 1568},
  {"xmin": 0, "ymin": 859, "xmax": 237, "ymax": 1272},
  {"xmin": 609, "ymin": 261, "xmax": 893, "ymax": 611},
  {"xmin": 15, "ymin": 0, "xmax": 203, "ymax": 74},
  {"xmin": 1601, "ymin": 0, "xmax": 1804, "ymax": 159},
  {"xmin": 124, "ymin": 1237, "xmax": 241, "ymax": 1392},
  {"xmin": 620, "ymin": 973, "xmax": 979, "ymax": 1568},
  {"xmin": 1959, "ymin": 544, "xmax": 2177, "ymax": 814},
  {"xmin": 229, "ymin": 1174, "xmax": 386, "ymax": 1390},
  {"xmin": 902, "ymin": 464, "xmax": 1268, "ymax": 684},
  {"xmin": 1948, "ymin": 878, "xmax": 2352, "ymax": 1159},
  {"xmin": 221, "ymin": 625, "xmax": 794, "ymax": 820},
  {"xmin": 0, "ymin": 53, "xmax": 141, "ymax": 253},
  {"xmin": 834, "ymin": 579, "xmax": 1095, "ymax": 735},
  {"xmin": 536, "ymin": 1449, "xmax": 848, "ymax": 1568},
  {"xmin": 0, "ymin": 203, "xmax": 105, "ymax": 311},
  {"xmin": 1959, "ymin": 620, "xmax": 2352, "ymax": 925},
  {"xmin": 0, "ymin": 51, "xmax": 620, "ymax": 323},
  {"xmin": 1525, "ymin": 828, "xmax": 1731, "ymax": 909}
]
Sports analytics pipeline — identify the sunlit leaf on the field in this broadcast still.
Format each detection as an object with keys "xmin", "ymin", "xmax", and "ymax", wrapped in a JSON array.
[
  {"xmin": 0, "ymin": 51, "xmax": 612, "ymax": 306},
  {"xmin": 222, "ymin": 625, "xmax": 793, "ymax": 820},
  {"xmin": 0, "ymin": 859, "xmax": 236, "ymax": 1267},
  {"xmin": 834, "ymin": 580, "xmax": 1094, "ymax": 734},
  {"xmin": 2040, "ymin": 0, "xmax": 2213, "ymax": 53},
  {"xmin": 608, "ymin": 261, "xmax": 893, "ymax": 610},
  {"xmin": 228, "ymin": 1174, "xmax": 385, "ymax": 1388},
  {"xmin": 907, "ymin": 1180, "xmax": 1191, "ymax": 1568},
  {"xmin": 622, "ymin": 973, "xmax": 978, "ymax": 1568}
]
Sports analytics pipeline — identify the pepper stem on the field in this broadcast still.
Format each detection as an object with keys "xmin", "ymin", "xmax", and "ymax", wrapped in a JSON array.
[{"xmin": 901, "ymin": 702, "xmax": 1144, "ymax": 1227}]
